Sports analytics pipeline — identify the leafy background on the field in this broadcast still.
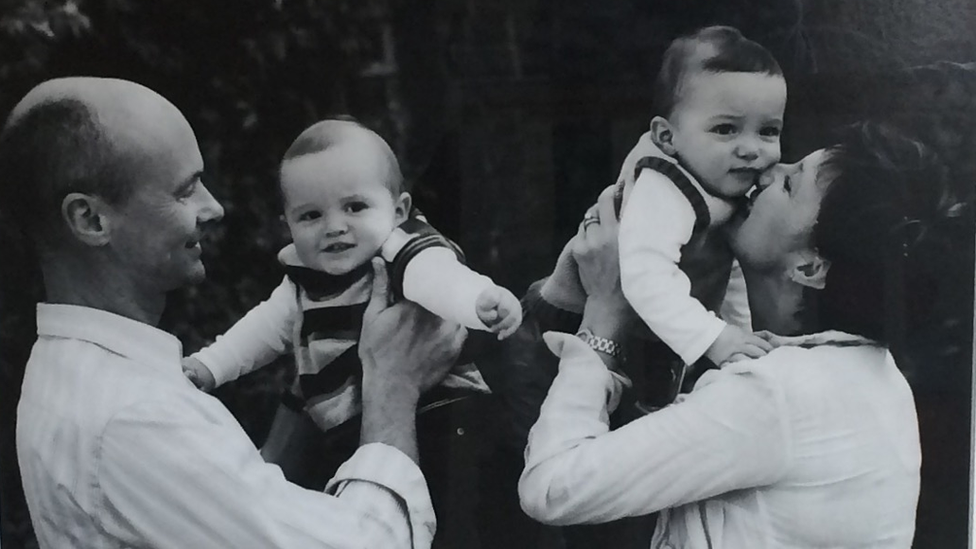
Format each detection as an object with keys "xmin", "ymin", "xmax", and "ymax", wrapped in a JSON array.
[{"xmin": 0, "ymin": 1, "xmax": 974, "ymax": 547}]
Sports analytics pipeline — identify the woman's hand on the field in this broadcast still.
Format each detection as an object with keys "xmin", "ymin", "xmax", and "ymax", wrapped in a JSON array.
[
  {"xmin": 573, "ymin": 184, "xmax": 636, "ymax": 341},
  {"xmin": 573, "ymin": 185, "xmax": 632, "ymax": 313}
]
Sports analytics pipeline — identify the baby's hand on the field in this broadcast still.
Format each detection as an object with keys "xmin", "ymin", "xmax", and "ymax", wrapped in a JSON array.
[
  {"xmin": 704, "ymin": 325, "xmax": 775, "ymax": 367},
  {"xmin": 182, "ymin": 356, "xmax": 216, "ymax": 392},
  {"xmin": 476, "ymin": 285, "xmax": 523, "ymax": 340}
]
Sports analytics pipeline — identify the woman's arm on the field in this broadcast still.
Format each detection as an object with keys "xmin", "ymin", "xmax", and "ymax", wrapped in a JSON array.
[
  {"xmin": 518, "ymin": 338, "xmax": 791, "ymax": 524},
  {"xmin": 517, "ymin": 188, "xmax": 790, "ymax": 524}
]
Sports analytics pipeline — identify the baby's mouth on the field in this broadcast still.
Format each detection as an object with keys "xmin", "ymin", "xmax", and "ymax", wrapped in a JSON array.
[
  {"xmin": 323, "ymin": 242, "xmax": 354, "ymax": 253},
  {"xmin": 730, "ymin": 167, "xmax": 761, "ymax": 182}
]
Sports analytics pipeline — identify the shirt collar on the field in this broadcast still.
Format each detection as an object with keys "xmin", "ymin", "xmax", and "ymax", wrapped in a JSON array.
[
  {"xmin": 36, "ymin": 303, "xmax": 184, "ymax": 374},
  {"xmin": 770, "ymin": 330, "xmax": 878, "ymax": 349}
]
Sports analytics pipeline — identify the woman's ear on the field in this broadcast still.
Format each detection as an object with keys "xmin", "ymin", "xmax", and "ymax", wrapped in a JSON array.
[
  {"xmin": 394, "ymin": 192, "xmax": 412, "ymax": 225},
  {"xmin": 61, "ymin": 193, "xmax": 111, "ymax": 246},
  {"xmin": 650, "ymin": 116, "xmax": 677, "ymax": 156},
  {"xmin": 788, "ymin": 251, "xmax": 831, "ymax": 290}
]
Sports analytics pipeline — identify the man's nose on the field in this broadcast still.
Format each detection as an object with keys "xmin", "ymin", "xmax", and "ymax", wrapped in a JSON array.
[{"xmin": 197, "ymin": 183, "xmax": 224, "ymax": 222}]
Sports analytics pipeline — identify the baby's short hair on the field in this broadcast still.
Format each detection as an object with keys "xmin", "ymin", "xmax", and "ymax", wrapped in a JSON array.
[
  {"xmin": 653, "ymin": 26, "xmax": 783, "ymax": 118},
  {"xmin": 280, "ymin": 116, "xmax": 404, "ymax": 196}
]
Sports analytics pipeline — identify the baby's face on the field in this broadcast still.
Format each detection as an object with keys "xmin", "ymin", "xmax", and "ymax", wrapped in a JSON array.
[
  {"xmin": 281, "ymin": 144, "xmax": 406, "ymax": 275},
  {"xmin": 667, "ymin": 71, "xmax": 786, "ymax": 198}
]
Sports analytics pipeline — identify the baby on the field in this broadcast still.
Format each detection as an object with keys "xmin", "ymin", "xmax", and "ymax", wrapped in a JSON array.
[
  {"xmin": 615, "ymin": 26, "xmax": 784, "ymax": 369},
  {"xmin": 183, "ymin": 118, "xmax": 521, "ymax": 431}
]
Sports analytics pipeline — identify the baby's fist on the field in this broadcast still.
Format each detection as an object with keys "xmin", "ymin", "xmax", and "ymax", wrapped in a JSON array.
[
  {"xmin": 182, "ymin": 356, "xmax": 216, "ymax": 392},
  {"xmin": 476, "ymin": 285, "xmax": 523, "ymax": 340}
]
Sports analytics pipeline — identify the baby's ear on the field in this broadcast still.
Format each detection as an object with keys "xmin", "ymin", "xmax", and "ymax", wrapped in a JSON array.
[
  {"xmin": 789, "ymin": 252, "xmax": 831, "ymax": 290},
  {"xmin": 394, "ymin": 192, "xmax": 412, "ymax": 224},
  {"xmin": 650, "ymin": 116, "xmax": 676, "ymax": 156}
]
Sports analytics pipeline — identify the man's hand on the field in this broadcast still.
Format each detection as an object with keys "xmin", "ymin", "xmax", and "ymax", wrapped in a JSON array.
[
  {"xmin": 704, "ymin": 324, "xmax": 775, "ymax": 367},
  {"xmin": 182, "ymin": 356, "xmax": 216, "ymax": 392},
  {"xmin": 358, "ymin": 257, "xmax": 466, "ymax": 463},
  {"xmin": 360, "ymin": 258, "xmax": 467, "ymax": 402},
  {"xmin": 476, "ymin": 285, "xmax": 523, "ymax": 340}
]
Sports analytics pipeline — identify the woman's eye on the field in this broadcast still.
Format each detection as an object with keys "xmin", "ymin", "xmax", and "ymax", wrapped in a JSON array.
[
  {"xmin": 346, "ymin": 202, "xmax": 368, "ymax": 213},
  {"xmin": 783, "ymin": 175, "xmax": 793, "ymax": 193},
  {"xmin": 299, "ymin": 211, "xmax": 321, "ymax": 222}
]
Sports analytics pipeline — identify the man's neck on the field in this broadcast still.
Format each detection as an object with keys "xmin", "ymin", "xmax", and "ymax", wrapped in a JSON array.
[
  {"xmin": 41, "ymin": 254, "xmax": 165, "ymax": 326},
  {"xmin": 741, "ymin": 266, "xmax": 811, "ymax": 336}
]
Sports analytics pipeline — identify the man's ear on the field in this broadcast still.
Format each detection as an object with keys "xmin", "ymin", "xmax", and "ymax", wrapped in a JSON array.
[
  {"xmin": 394, "ymin": 192, "xmax": 412, "ymax": 225},
  {"xmin": 788, "ymin": 251, "xmax": 831, "ymax": 290},
  {"xmin": 61, "ymin": 192, "xmax": 111, "ymax": 246},
  {"xmin": 650, "ymin": 116, "xmax": 677, "ymax": 156}
]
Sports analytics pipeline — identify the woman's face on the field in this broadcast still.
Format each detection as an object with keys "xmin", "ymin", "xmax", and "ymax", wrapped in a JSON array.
[{"xmin": 728, "ymin": 148, "xmax": 831, "ymax": 270}]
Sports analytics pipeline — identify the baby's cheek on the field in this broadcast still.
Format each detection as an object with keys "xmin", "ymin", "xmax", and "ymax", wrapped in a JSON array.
[{"xmin": 766, "ymin": 142, "xmax": 782, "ymax": 165}]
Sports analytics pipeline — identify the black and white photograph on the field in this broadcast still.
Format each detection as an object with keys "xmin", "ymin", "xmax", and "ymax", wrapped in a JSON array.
[{"xmin": 0, "ymin": 1, "xmax": 973, "ymax": 548}]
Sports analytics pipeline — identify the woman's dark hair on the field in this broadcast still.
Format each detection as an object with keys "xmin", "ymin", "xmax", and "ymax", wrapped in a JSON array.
[{"xmin": 814, "ymin": 122, "xmax": 974, "ymax": 371}]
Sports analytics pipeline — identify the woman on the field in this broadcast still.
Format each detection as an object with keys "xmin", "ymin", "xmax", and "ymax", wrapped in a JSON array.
[{"xmin": 517, "ymin": 123, "xmax": 973, "ymax": 547}]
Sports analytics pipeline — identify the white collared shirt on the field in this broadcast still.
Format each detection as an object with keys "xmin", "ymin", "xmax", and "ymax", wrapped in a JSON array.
[
  {"xmin": 519, "ymin": 331, "xmax": 920, "ymax": 548},
  {"xmin": 17, "ymin": 303, "xmax": 435, "ymax": 549}
]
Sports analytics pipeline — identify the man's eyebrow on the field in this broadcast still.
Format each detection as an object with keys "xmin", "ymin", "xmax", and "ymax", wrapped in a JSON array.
[{"xmin": 175, "ymin": 170, "xmax": 204, "ymax": 194}]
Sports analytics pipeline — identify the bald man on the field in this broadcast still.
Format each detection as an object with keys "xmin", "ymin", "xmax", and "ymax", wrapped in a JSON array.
[{"xmin": 5, "ymin": 78, "xmax": 463, "ymax": 548}]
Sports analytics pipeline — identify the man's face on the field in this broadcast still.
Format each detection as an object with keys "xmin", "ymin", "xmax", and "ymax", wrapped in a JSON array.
[
  {"xmin": 106, "ymin": 107, "xmax": 223, "ymax": 292},
  {"xmin": 667, "ymin": 71, "xmax": 786, "ymax": 198}
]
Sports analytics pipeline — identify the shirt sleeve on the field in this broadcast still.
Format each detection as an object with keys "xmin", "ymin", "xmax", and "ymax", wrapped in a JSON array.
[
  {"xmin": 96, "ymin": 396, "xmax": 434, "ymax": 549},
  {"xmin": 518, "ymin": 332, "xmax": 791, "ymax": 526},
  {"xmin": 618, "ymin": 170, "xmax": 727, "ymax": 364},
  {"xmin": 191, "ymin": 276, "xmax": 298, "ymax": 387},
  {"xmin": 381, "ymin": 225, "xmax": 495, "ymax": 331}
]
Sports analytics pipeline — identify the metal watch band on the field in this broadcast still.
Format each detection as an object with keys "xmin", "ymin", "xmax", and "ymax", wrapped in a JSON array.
[{"xmin": 575, "ymin": 329, "xmax": 623, "ymax": 359}]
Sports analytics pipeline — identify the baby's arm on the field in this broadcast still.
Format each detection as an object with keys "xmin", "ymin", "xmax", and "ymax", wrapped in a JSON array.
[
  {"xmin": 381, "ymin": 217, "xmax": 522, "ymax": 339},
  {"xmin": 719, "ymin": 259, "xmax": 752, "ymax": 331},
  {"xmin": 186, "ymin": 276, "xmax": 299, "ymax": 390},
  {"xmin": 619, "ymin": 171, "xmax": 768, "ymax": 366}
]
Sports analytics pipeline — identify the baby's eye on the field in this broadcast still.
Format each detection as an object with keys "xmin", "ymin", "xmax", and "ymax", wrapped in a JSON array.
[
  {"xmin": 783, "ymin": 175, "xmax": 793, "ymax": 194},
  {"xmin": 298, "ymin": 210, "xmax": 322, "ymax": 222},
  {"xmin": 346, "ymin": 201, "xmax": 368, "ymax": 213},
  {"xmin": 760, "ymin": 126, "xmax": 782, "ymax": 138},
  {"xmin": 711, "ymin": 124, "xmax": 737, "ymax": 136}
]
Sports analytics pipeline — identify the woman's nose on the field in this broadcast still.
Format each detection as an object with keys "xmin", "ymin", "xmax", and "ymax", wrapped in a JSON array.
[{"xmin": 757, "ymin": 167, "xmax": 779, "ymax": 189}]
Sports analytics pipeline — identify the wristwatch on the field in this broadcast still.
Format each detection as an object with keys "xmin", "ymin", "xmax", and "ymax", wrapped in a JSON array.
[{"xmin": 575, "ymin": 329, "xmax": 624, "ymax": 360}]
